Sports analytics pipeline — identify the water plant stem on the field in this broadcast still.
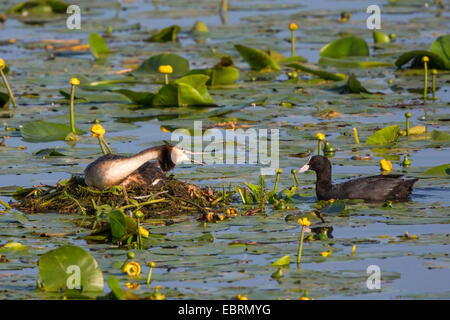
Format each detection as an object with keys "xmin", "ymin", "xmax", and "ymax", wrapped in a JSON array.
[
  {"xmin": 147, "ymin": 262, "xmax": 155, "ymax": 287},
  {"xmin": 317, "ymin": 140, "xmax": 322, "ymax": 155},
  {"xmin": 297, "ymin": 225, "xmax": 305, "ymax": 268},
  {"xmin": 431, "ymin": 69, "xmax": 437, "ymax": 100},
  {"xmin": 291, "ymin": 169, "xmax": 299, "ymax": 186},
  {"xmin": 291, "ymin": 30, "xmax": 295, "ymax": 57},
  {"xmin": 405, "ymin": 112, "xmax": 411, "ymax": 136},
  {"xmin": 274, "ymin": 169, "xmax": 282, "ymax": 193},
  {"xmin": 0, "ymin": 69, "xmax": 17, "ymax": 108},
  {"xmin": 352, "ymin": 127, "xmax": 360, "ymax": 144},
  {"xmin": 422, "ymin": 58, "xmax": 428, "ymax": 102},
  {"xmin": 100, "ymin": 136, "xmax": 113, "ymax": 153},
  {"xmin": 97, "ymin": 136, "xmax": 107, "ymax": 155},
  {"xmin": 0, "ymin": 198, "xmax": 11, "ymax": 211},
  {"xmin": 69, "ymin": 85, "xmax": 76, "ymax": 133},
  {"xmin": 164, "ymin": 74, "xmax": 169, "ymax": 85},
  {"xmin": 237, "ymin": 188, "xmax": 246, "ymax": 205}
]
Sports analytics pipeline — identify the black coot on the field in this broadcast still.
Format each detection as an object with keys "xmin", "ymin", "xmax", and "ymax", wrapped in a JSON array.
[{"xmin": 299, "ymin": 155, "xmax": 418, "ymax": 202}]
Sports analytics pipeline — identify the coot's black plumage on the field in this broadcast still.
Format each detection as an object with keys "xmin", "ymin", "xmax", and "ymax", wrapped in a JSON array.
[{"xmin": 299, "ymin": 155, "xmax": 418, "ymax": 202}]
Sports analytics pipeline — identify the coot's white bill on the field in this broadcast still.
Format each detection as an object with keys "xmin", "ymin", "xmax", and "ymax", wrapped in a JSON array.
[{"xmin": 299, "ymin": 164, "xmax": 310, "ymax": 173}]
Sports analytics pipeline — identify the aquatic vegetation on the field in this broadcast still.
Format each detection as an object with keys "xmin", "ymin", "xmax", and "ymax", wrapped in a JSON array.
[
  {"xmin": 158, "ymin": 65, "xmax": 173, "ymax": 85},
  {"xmin": 431, "ymin": 69, "xmax": 438, "ymax": 100},
  {"xmin": 147, "ymin": 25, "xmax": 180, "ymax": 42},
  {"xmin": 147, "ymin": 262, "xmax": 155, "ymax": 287},
  {"xmin": 289, "ymin": 23, "xmax": 298, "ymax": 57},
  {"xmin": 0, "ymin": 58, "xmax": 17, "ymax": 108},
  {"xmin": 380, "ymin": 159, "xmax": 393, "ymax": 172},
  {"xmin": 90, "ymin": 124, "xmax": 112, "ymax": 155},
  {"xmin": 320, "ymin": 36, "xmax": 369, "ymax": 59},
  {"xmin": 234, "ymin": 44, "xmax": 280, "ymax": 71},
  {"xmin": 316, "ymin": 133, "xmax": 325, "ymax": 155},
  {"xmin": 422, "ymin": 56, "xmax": 429, "ymax": 101},
  {"xmin": 405, "ymin": 112, "xmax": 412, "ymax": 136},
  {"xmin": 88, "ymin": 33, "xmax": 112, "ymax": 60},
  {"xmin": 352, "ymin": 127, "xmax": 360, "ymax": 145},
  {"xmin": 297, "ymin": 217, "xmax": 311, "ymax": 267},
  {"xmin": 123, "ymin": 261, "xmax": 141, "ymax": 277}
]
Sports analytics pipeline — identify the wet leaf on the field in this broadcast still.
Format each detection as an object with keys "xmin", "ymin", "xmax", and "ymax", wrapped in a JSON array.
[
  {"xmin": 88, "ymin": 33, "xmax": 112, "ymax": 59},
  {"xmin": 21, "ymin": 121, "xmax": 85, "ymax": 142},
  {"xmin": 39, "ymin": 245, "xmax": 104, "ymax": 292},
  {"xmin": 373, "ymin": 31, "xmax": 390, "ymax": 44},
  {"xmin": 113, "ymin": 89, "xmax": 154, "ymax": 106},
  {"xmin": 234, "ymin": 44, "xmax": 280, "ymax": 71},
  {"xmin": 366, "ymin": 125, "xmax": 400, "ymax": 145},
  {"xmin": 108, "ymin": 209, "xmax": 127, "ymax": 240},
  {"xmin": 423, "ymin": 164, "xmax": 450, "ymax": 176},
  {"xmin": 319, "ymin": 36, "xmax": 369, "ymax": 58},
  {"xmin": 287, "ymin": 62, "xmax": 347, "ymax": 81},
  {"xmin": 272, "ymin": 254, "xmax": 290, "ymax": 266},
  {"xmin": 0, "ymin": 92, "xmax": 10, "ymax": 109},
  {"xmin": 147, "ymin": 25, "xmax": 180, "ymax": 42},
  {"xmin": 133, "ymin": 53, "xmax": 189, "ymax": 76}
]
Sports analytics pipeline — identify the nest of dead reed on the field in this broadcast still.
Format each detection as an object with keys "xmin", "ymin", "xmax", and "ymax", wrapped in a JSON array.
[{"xmin": 12, "ymin": 175, "xmax": 224, "ymax": 218}]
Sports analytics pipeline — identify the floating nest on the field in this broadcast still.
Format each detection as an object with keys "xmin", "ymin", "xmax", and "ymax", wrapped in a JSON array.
[{"xmin": 12, "ymin": 175, "xmax": 225, "ymax": 218}]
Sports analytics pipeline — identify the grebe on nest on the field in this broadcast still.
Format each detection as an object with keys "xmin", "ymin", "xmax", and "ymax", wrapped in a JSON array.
[{"xmin": 84, "ymin": 142, "xmax": 203, "ymax": 193}]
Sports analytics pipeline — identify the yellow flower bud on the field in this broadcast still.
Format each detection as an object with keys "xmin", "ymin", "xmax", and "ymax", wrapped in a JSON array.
[
  {"xmin": 90, "ymin": 124, "xmax": 106, "ymax": 138},
  {"xmin": 289, "ymin": 23, "xmax": 298, "ymax": 31},
  {"xmin": 158, "ymin": 65, "xmax": 173, "ymax": 74},
  {"xmin": 0, "ymin": 58, "xmax": 5, "ymax": 70},
  {"xmin": 380, "ymin": 159, "xmax": 392, "ymax": 172},
  {"xmin": 316, "ymin": 133, "xmax": 325, "ymax": 141},
  {"xmin": 236, "ymin": 294, "xmax": 248, "ymax": 300},
  {"xmin": 139, "ymin": 226, "xmax": 149, "ymax": 238},
  {"xmin": 70, "ymin": 77, "xmax": 80, "ymax": 86},
  {"xmin": 422, "ymin": 56, "xmax": 429, "ymax": 63}
]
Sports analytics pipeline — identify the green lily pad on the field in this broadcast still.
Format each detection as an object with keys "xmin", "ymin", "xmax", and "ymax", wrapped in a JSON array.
[
  {"xmin": 395, "ymin": 35, "xmax": 450, "ymax": 70},
  {"xmin": 113, "ymin": 89, "xmax": 154, "ymax": 106},
  {"xmin": 152, "ymin": 74, "xmax": 216, "ymax": 107},
  {"xmin": 185, "ymin": 66, "xmax": 239, "ymax": 86},
  {"xmin": 34, "ymin": 148, "xmax": 66, "ymax": 158},
  {"xmin": 366, "ymin": 125, "xmax": 400, "ymax": 145},
  {"xmin": 272, "ymin": 254, "xmax": 291, "ymax": 266},
  {"xmin": 88, "ymin": 33, "xmax": 112, "ymax": 59},
  {"xmin": 423, "ymin": 164, "xmax": 450, "ymax": 176},
  {"xmin": 319, "ymin": 56, "xmax": 393, "ymax": 68},
  {"xmin": 21, "ymin": 121, "xmax": 85, "ymax": 142},
  {"xmin": 133, "ymin": 53, "xmax": 189, "ymax": 76},
  {"xmin": 430, "ymin": 130, "xmax": 450, "ymax": 141},
  {"xmin": 319, "ymin": 36, "xmax": 369, "ymax": 59},
  {"xmin": 373, "ymin": 31, "xmax": 390, "ymax": 44},
  {"xmin": 234, "ymin": 44, "xmax": 280, "ymax": 71},
  {"xmin": 320, "ymin": 200, "xmax": 346, "ymax": 214},
  {"xmin": 0, "ymin": 92, "xmax": 10, "ymax": 108},
  {"xmin": 38, "ymin": 245, "xmax": 104, "ymax": 292},
  {"xmin": 108, "ymin": 209, "xmax": 127, "ymax": 240},
  {"xmin": 9, "ymin": 0, "xmax": 69, "ymax": 15},
  {"xmin": 147, "ymin": 25, "xmax": 180, "ymax": 42},
  {"xmin": 287, "ymin": 62, "xmax": 347, "ymax": 81},
  {"xmin": 347, "ymin": 74, "xmax": 371, "ymax": 93}
]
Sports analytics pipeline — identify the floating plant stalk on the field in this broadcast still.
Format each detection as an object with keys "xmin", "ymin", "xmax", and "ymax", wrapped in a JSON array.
[
  {"xmin": 352, "ymin": 127, "xmax": 360, "ymax": 145},
  {"xmin": 316, "ymin": 133, "xmax": 325, "ymax": 155},
  {"xmin": 147, "ymin": 261, "xmax": 155, "ymax": 287},
  {"xmin": 291, "ymin": 169, "xmax": 299, "ymax": 186},
  {"xmin": 289, "ymin": 23, "xmax": 298, "ymax": 57},
  {"xmin": 297, "ymin": 217, "xmax": 311, "ymax": 268},
  {"xmin": 0, "ymin": 59, "xmax": 17, "ymax": 108},
  {"xmin": 405, "ymin": 112, "xmax": 412, "ymax": 136},
  {"xmin": 69, "ymin": 78, "xmax": 80, "ymax": 133},
  {"xmin": 422, "ymin": 56, "xmax": 429, "ymax": 102},
  {"xmin": 431, "ymin": 69, "xmax": 437, "ymax": 100},
  {"xmin": 90, "ymin": 124, "xmax": 113, "ymax": 154},
  {"xmin": 274, "ymin": 168, "xmax": 282, "ymax": 193},
  {"xmin": 135, "ymin": 210, "xmax": 144, "ymax": 249},
  {"xmin": 220, "ymin": 0, "xmax": 228, "ymax": 24}
]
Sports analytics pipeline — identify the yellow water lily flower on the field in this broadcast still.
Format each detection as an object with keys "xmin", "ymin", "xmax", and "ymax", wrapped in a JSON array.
[
  {"xmin": 422, "ymin": 56, "xmax": 429, "ymax": 63},
  {"xmin": 123, "ymin": 261, "xmax": 141, "ymax": 277},
  {"xmin": 236, "ymin": 294, "xmax": 248, "ymax": 300},
  {"xmin": 380, "ymin": 159, "xmax": 392, "ymax": 172},
  {"xmin": 315, "ymin": 133, "xmax": 325, "ymax": 141},
  {"xmin": 69, "ymin": 77, "xmax": 80, "ymax": 86},
  {"xmin": 158, "ymin": 65, "xmax": 173, "ymax": 74},
  {"xmin": 321, "ymin": 251, "xmax": 331, "ymax": 257},
  {"xmin": 289, "ymin": 23, "xmax": 298, "ymax": 31},
  {"xmin": 0, "ymin": 58, "xmax": 5, "ymax": 70},
  {"xmin": 351, "ymin": 244, "xmax": 356, "ymax": 254},
  {"xmin": 90, "ymin": 124, "xmax": 106, "ymax": 138},
  {"xmin": 298, "ymin": 217, "xmax": 311, "ymax": 227},
  {"xmin": 139, "ymin": 226, "xmax": 149, "ymax": 238},
  {"xmin": 124, "ymin": 282, "xmax": 140, "ymax": 290}
]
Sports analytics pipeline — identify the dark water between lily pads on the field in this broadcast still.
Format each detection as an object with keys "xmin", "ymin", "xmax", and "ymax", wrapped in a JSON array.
[{"xmin": 0, "ymin": 0, "xmax": 449, "ymax": 300}]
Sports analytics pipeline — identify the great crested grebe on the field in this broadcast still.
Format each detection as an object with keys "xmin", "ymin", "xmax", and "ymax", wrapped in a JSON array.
[
  {"xmin": 299, "ymin": 155, "xmax": 418, "ymax": 202},
  {"xmin": 84, "ymin": 142, "xmax": 203, "ymax": 191}
]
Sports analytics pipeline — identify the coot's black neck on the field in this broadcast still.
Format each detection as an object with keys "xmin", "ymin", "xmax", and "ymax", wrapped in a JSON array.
[{"xmin": 315, "ymin": 163, "xmax": 333, "ymax": 200}]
